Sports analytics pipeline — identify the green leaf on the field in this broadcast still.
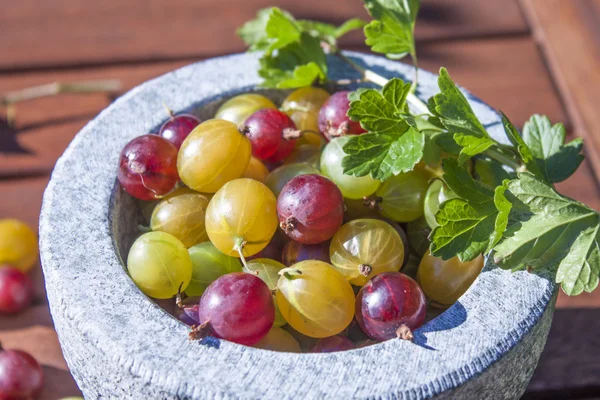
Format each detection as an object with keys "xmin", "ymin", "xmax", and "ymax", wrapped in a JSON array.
[
  {"xmin": 430, "ymin": 158, "xmax": 500, "ymax": 261},
  {"xmin": 342, "ymin": 128, "xmax": 424, "ymax": 180},
  {"xmin": 522, "ymin": 114, "xmax": 584, "ymax": 183},
  {"xmin": 341, "ymin": 78, "xmax": 426, "ymax": 180},
  {"xmin": 363, "ymin": 0, "xmax": 419, "ymax": 59},
  {"xmin": 237, "ymin": 8, "xmax": 274, "ymax": 51},
  {"xmin": 501, "ymin": 113, "xmax": 543, "ymax": 180},
  {"xmin": 474, "ymin": 157, "xmax": 514, "ymax": 189},
  {"xmin": 454, "ymin": 134, "xmax": 495, "ymax": 165},
  {"xmin": 258, "ymin": 34, "xmax": 327, "ymax": 89},
  {"xmin": 297, "ymin": 20, "xmax": 337, "ymax": 44},
  {"xmin": 238, "ymin": 8, "xmax": 300, "ymax": 53},
  {"xmin": 442, "ymin": 158, "xmax": 493, "ymax": 203},
  {"xmin": 265, "ymin": 8, "xmax": 301, "ymax": 52},
  {"xmin": 347, "ymin": 78, "xmax": 412, "ymax": 134},
  {"xmin": 429, "ymin": 68, "xmax": 493, "ymax": 163},
  {"xmin": 493, "ymin": 173, "xmax": 600, "ymax": 295},
  {"xmin": 334, "ymin": 18, "xmax": 368, "ymax": 38}
]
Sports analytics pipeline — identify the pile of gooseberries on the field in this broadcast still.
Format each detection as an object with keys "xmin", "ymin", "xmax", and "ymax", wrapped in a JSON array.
[
  {"xmin": 118, "ymin": 88, "xmax": 485, "ymax": 352},
  {"xmin": 0, "ymin": 219, "xmax": 47, "ymax": 399}
]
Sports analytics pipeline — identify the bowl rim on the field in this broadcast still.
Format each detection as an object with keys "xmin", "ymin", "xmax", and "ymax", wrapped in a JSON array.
[{"xmin": 39, "ymin": 51, "xmax": 555, "ymax": 399}]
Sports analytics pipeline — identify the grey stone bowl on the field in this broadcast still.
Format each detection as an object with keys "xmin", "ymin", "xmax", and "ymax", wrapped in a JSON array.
[{"xmin": 39, "ymin": 52, "xmax": 556, "ymax": 399}]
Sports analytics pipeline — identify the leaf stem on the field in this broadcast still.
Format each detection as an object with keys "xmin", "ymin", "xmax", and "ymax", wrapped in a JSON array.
[
  {"xmin": 334, "ymin": 52, "xmax": 429, "ymax": 115},
  {"xmin": 485, "ymin": 146, "xmax": 522, "ymax": 171}
]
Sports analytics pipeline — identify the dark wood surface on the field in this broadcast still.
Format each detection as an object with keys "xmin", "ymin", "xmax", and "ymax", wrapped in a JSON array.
[{"xmin": 0, "ymin": 1, "xmax": 598, "ymax": 398}]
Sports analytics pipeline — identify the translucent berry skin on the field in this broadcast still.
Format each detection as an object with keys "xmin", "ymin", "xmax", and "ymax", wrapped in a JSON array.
[
  {"xmin": 244, "ymin": 109, "xmax": 297, "ymax": 162},
  {"xmin": 118, "ymin": 135, "xmax": 179, "ymax": 201},
  {"xmin": 245, "ymin": 258, "xmax": 287, "ymax": 327},
  {"xmin": 178, "ymin": 120, "xmax": 251, "ymax": 193},
  {"xmin": 281, "ymin": 87, "xmax": 330, "ymax": 134},
  {"xmin": 205, "ymin": 178, "xmax": 278, "ymax": 257},
  {"xmin": 282, "ymin": 240, "xmax": 330, "ymax": 266},
  {"xmin": 375, "ymin": 168, "xmax": 430, "ymax": 223},
  {"xmin": 318, "ymin": 91, "xmax": 366, "ymax": 141},
  {"xmin": 283, "ymin": 145, "xmax": 321, "ymax": 167},
  {"xmin": 198, "ymin": 272, "xmax": 275, "ymax": 345},
  {"xmin": 355, "ymin": 272, "xmax": 427, "ymax": 341},
  {"xmin": 264, "ymin": 163, "xmax": 320, "ymax": 197},
  {"xmin": 417, "ymin": 250, "xmax": 484, "ymax": 307},
  {"xmin": 277, "ymin": 174, "xmax": 344, "ymax": 244},
  {"xmin": 150, "ymin": 192, "xmax": 210, "ymax": 247},
  {"xmin": 159, "ymin": 113, "xmax": 201, "ymax": 149},
  {"xmin": 127, "ymin": 231, "xmax": 193, "ymax": 299},
  {"xmin": 0, "ymin": 219, "xmax": 38, "ymax": 272},
  {"xmin": 186, "ymin": 242, "xmax": 242, "ymax": 297},
  {"xmin": 276, "ymin": 260, "xmax": 355, "ymax": 338},
  {"xmin": 423, "ymin": 180, "xmax": 457, "ymax": 229},
  {"xmin": 320, "ymin": 136, "xmax": 380, "ymax": 199},
  {"xmin": 215, "ymin": 93, "xmax": 277, "ymax": 126},
  {"xmin": 330, "ymin": 219, "xmax": 405, "ymax": 286},
  {"xmin": 0, "ymin": 267, "xmax": 34, "ymax": 314},
  {"xmin": 254, "ymin": 327, "xmax": 301, "ymax": 352},
  {"xmin": 310, "ymin": 335, "xmax": 355, "ymax": 353},
  {"xmin": 242, "ymin": 157, "xmax": 270, "ymax": 182},
  {"xmin": 0, "ymin": 347, "xmax": 44, "ymax": 399}
]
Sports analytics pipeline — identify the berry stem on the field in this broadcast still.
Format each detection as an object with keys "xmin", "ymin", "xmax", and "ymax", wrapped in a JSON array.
[
  {"xmin": 162, "ymin": 102, "xmax": 175, "ymax": 118},
  {"xmin": 282, "ymin": 128, "xmax": 303, "ymax": 140},
  {"xmin": 189, "ymin": 320, "xmax": 211, "ymax": 340},
  {"xmin": 234, "ymin": 237, "xmax": 249, "ymax": 270},
  {"xmin": 280, "ymin": 216, "xmax": 298, "ymax": 233},
  {"xmin": 358, "ymin": 264, "xmax": 373, "ymax": 277},
  {"xmin": 363, "ymin": 196, "xmax": 382, "ymax": 210},
  {"xmin": 396, "ymin": 324, "xmax": 414, "ymax": 341}
]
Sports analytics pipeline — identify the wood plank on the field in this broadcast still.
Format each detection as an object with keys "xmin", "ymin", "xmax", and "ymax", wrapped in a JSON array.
[
  {"xmin": 0, "ymin": 0, "xmax": 527, "ymax": 70},
  {"xmin": 2, "ymin": 37, "xmax": 567, "ymax": 178},
  {"xmin": 521, "ymin": 0, "xmax": 600, "ymax": 185},
  {"xmin": 416, "ymin": 37, "xmax": 568, "ymax": 128},
  {"xmin": 525, "ymin": 308, "xmax": 600, "ymax": 396},
  {"xmin": 0, "ymin": 60, "xmax": 190, "ymax": 177}
]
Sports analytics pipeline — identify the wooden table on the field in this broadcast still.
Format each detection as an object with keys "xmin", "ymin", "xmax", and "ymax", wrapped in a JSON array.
[{"xmin": 1, "ymin": 1, "xmax": 599, "ymax": 398}]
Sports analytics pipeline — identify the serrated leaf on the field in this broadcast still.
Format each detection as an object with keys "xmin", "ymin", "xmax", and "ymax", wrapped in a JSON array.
[
  {"xmin": 237, "ymin": 8, "xmax": 274, "ymax": 51},
  {"xmin": 258, "ymin": 34, "xmax": 327, "ymax": 89},
  {"xmin": 431, "ymin": 198, "xmax": 498, "ymax": 262},
  {"xmin": 347, "ymin": 78, "xmax": 412, "ymax": 134},
  {"xmin": 442, "ymin": 158, "xmax": 493, "ymax": 203},
  {"xmin": 265, "ymin": 8, "xmax": 301, "ymax": 52},
  {"xmin": 522, "ymin": 114, "xmax": 584, "ymax": 183},
  {"xmin": 501, "ymin": 113, "xmax": 543, "ymax": 179},
  {"xmin": 363, "ymin": 0, "xmax": 419, "ymax": 59},
  {"xmin": 454, "ymin": 133, "xmax": 495, "ymax": 165},
  {"xmin": 493, "ymin": 173, "xmax": 600, "ymax": 295},
  {"xmin": 431, "ymin": 68, "xmax": 489, "ymax": 138},
  {"xmin": 342, "ymin": 128, "xmax": 424, "ymax": 180},
  {"xmin": 238, "ymin": 8, "xmax": 300, "ymax": 53},
  {"xmin": 430, "ymin": 158, "xmax": 501, "ymax": 261},
  {"xmin": 491, "ymin": 184, "xmax": 512, "ymax": 249},
  {"xmin": 429, "ymin": 68, "xmax": 493, "ymax": 163}
]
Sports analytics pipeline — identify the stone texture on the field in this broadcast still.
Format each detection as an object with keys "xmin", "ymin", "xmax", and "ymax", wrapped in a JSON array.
[{"xmin": 38, "ymin": 52, "xmax": 556, "ymax": 399}]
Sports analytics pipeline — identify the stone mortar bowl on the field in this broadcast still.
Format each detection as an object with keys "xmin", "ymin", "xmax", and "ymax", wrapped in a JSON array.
[{"xmin": 39, "ymin": 52, "xmax": 556, "ymax": 399}]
